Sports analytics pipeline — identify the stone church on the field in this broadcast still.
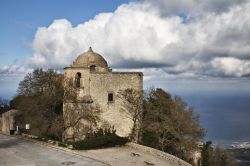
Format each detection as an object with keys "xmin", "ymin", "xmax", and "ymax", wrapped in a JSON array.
[{"xmin": 63, "ymin": 47, "xmax": 143, "ymax": 142}]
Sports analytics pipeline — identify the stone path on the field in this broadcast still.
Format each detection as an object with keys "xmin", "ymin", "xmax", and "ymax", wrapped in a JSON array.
[
  {"xmin": 0, "ymin": 133, "xmax": 191, "ymax": 166},
  {"xmin": 0, "ymin": 133, "xmax": 106, "ymax": 166}
]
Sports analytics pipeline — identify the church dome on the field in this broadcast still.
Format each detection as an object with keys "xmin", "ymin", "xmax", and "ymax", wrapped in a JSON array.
[{"xmin": 73, "ymin": 47, "xmax": 108, "ymax": 68}]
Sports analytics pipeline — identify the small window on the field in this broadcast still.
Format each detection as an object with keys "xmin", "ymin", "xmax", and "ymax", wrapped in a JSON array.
[
  {"xmin": 108, "ymin": 93, "xmax": 113, "ymax": 102},
  {"xmin": 75, "ymin": 72, "xmax": 81, "ymax": 87},
  {"xmin": 90, "ymin": 65, "xmax": 96, "ymax": 71}
]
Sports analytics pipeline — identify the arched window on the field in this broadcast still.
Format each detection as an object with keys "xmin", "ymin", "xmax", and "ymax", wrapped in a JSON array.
[
  {"xmin": 75, "ymin": 72, "xmax": 81, "ymax": 87},
  {"xmin": 90, "ymin": 65, "xmax": 96, "ymax": 71}
]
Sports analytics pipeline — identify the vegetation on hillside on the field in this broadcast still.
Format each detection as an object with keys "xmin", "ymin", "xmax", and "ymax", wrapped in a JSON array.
[
  {"xmin": 228, "ymin": 148, "xmax": 250, "ymax": 166},
  {"xmin": 71, "ymin": 128, "xmax": 129, "ymax": 150},
  {"xmin": 201, "ymin": 141, "xmax": 236, "ymax": 166},
  {"xmin": 141, "ymin": 88, "xmax": 205, "ymax": 162},
  {"xmin": 11, "ymin": 69, "xmax": 64, "ymax": 140}
]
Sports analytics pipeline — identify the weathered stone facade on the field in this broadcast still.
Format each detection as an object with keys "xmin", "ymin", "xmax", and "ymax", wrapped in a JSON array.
[
  {"xmin": 1, "ymin": 109, "xmax": 19, "ymax": 134},
  {"xmin": 63, "ymin": 47, "xmax": 143, "ymax": 142}
]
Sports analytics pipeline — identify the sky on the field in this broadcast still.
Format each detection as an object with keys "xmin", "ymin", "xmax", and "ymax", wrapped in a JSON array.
[{"xmin": 1, "ymin": 0, "xmax": 250, "ymax": 99}]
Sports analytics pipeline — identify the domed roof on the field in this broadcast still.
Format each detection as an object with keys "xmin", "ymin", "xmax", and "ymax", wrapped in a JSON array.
[{"xmin": 73, "ymin": 47, "xmax": 108, "ymax": 68}]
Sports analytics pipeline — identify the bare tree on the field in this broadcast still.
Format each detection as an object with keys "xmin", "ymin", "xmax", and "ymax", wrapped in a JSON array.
[
  {"xmin": 118, "ymin": 88, "xmax": 143, "ymax": 142},
  {"xmin": 63, "ymin": 78, "xmax": 101, "ymax": 142}
]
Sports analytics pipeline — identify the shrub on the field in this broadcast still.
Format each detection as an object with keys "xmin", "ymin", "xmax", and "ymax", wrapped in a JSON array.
[
  {"xmin": 34, "ymin": 137, "xmax": 48, "ymax": 142},
  {"xmin": 72, "ymin": 128, "xmax": 129, "ymax": 150},
  {"xmin": 58, "ymin": 142, "xmax": 67, "ymax": 147}
]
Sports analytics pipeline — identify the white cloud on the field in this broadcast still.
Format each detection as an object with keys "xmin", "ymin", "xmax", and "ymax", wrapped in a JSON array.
[
  {"xmin": 18, "ymin": 0, "xmax": 250, "ymax": 79},
  {"xmin": 211, "ymin": 57, "xmax": 250, "ymax": 77},
  {"xmin": 0, "ymin": 65, "xmax": 32, "ymax": 75},
  {"xmin": 0, "ymin": 65, "xmax": 32, "ymax": 98}
]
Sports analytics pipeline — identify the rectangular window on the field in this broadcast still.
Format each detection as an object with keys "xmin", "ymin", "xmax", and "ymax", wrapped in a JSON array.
[{"xmin": 108, "ymin": 93, "xmax": 113, "ymax": 102}]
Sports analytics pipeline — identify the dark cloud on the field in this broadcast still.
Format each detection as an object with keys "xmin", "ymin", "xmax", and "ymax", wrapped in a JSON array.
[
  {"xmin": 111, "ymin": 59, "xmax": 173, "ymax": 68},
  {"xmin": 144, "ymin": 0, "xmax": 249, "ymax": 16},
  {"xmin": 198, "ymin": 0, "xmax": 248, "ymax": 13}
]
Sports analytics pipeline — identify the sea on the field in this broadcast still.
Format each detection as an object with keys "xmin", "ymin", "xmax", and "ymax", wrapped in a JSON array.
[{"xmin": 178, "ymin": 90, "xmax": 250, "ymax": 148}]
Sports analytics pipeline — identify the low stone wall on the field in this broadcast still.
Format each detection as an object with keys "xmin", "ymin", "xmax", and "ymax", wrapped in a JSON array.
[{"xmin": 127, "ymin": 143, "xmax": 192, "ymax": 166}]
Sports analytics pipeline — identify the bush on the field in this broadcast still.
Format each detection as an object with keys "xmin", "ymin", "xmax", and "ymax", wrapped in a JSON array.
[
  {"xmin": 58, "ymin": 142, "xmax": 67, "ymax": 147},
  {"xmin": 34, "ymin": 137, "xmax": 48, "ymax": 142},
  {"xmin": 72, "ymin": 128, "xmax": 129, "ymax": 150}
]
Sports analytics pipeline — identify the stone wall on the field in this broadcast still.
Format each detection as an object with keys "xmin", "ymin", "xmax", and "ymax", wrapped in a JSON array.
[
  {"xmin": 1, "ymin": 109, "xmax": 18, "ymax": 134},
  {"xmin": 90, "ymin": 72, "xmax": 143, "ymax": 137},
  {"xmin": 63, "ymin": 67, "xmax": 143, "ymax": 142}
]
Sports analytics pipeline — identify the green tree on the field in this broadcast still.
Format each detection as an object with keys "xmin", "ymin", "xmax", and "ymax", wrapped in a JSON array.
[
  {"xmin": 201, "ymin": 141, "xmax": 214, "ymax": 166},
  {"xmin": 141, "ymin": 88, "xmax": 205, "ymax": 162},
  {"xmin": 11, "ymin": 69, "xmax": 64, "ymax": 140},
  {"xmin": 201, "ymin": 141, "xmax": 236, "ymax": 166}
]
